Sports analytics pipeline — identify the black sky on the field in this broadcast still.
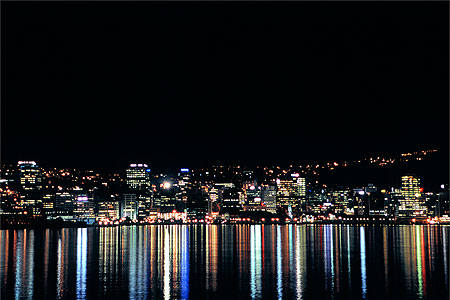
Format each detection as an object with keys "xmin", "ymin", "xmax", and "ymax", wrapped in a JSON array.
[{"xmin": 2, "ymin": 1, "xmax": 449, "ymax": 171}]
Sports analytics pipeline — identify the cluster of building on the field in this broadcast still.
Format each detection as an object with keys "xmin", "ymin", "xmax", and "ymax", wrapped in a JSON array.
[{"xmin": 1, "ymin": 159, "xmax": 448, "ymax": 227}]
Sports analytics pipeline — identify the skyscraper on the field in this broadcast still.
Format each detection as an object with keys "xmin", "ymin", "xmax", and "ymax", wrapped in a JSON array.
[
  {"xmin": 176, "ymin": 168, "xmax": 191, "ymax": 203},
  {"xmin": 262, "ymin": 186, "xmax": 277, "ymax": 214},
  {"xmin": 17, "ymin": 161, "xmax": 42, "ymax": 191},
  {"xmin": 276, "ymin": 174, "xmax": 304, "ymax": 210},
  {"xmin": 126, "ymin": 164, "xmax": 151, "ymax": 191},
  {"xmin": 399, "ymin": 175, "xmax": 426, "ymax": 217},
  {"xmin": 122, "ymin": 193, "xmax": 137, "ymax": 220}
]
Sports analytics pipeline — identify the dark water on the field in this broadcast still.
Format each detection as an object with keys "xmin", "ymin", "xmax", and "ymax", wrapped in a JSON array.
[{"xmin": 1, "ymin": 225, "xmax": 449, "ymax": 300}]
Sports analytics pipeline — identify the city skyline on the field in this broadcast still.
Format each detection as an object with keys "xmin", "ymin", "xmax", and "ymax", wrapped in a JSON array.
[
  {"xmin": 1, "ymin": 147, "xmax": 448, "ymax": 229},
  {"xmin": 1, "ymin": 2, "xmax": 449, "ymax": 300}
]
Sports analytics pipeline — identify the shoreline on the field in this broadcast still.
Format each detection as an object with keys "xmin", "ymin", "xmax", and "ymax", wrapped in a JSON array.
[{"xmin": 1, "ymin": 221, "xmax": 449, "ymax": 230}]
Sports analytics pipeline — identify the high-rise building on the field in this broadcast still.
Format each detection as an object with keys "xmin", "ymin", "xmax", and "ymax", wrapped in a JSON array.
[
  {"xmin": 262, "ymin": 186, "xmax": 277, "ymax": 214},
  {"xmin": 126, "ymin": 164, "xmax": 151, "ymax": 191},
  {"xmin": 73, "ymin": 194, "xmax": 95, "ymax": 220},
  {"xmin": 399, "ymin": 175, "xmax": 426, "ymax": 217},
  {"xmin": 328, "ymin": 190, "xmax": 350, "ymax": 214},
  {"xmin": 221, "ymin": 188, "xmax": 240, "ymax": 212},
  {"xmin": 276, "ymin": 175, "xmax": 304, "ymax": 209},
  {"xmin": 436, "ymin": 185, "xmax": 449, "ymax": 219},
  {"xmin": 246, "ymin": 185, "xmax": 262, "ymax": 205},
  {"xmin": 176, "ymin": 169, "xmax": 191, "ymax": 203},
  {"xmin": 122, "ymin": 193, "xmax": 137, "ymax": 220},
  {"xmin": 55, "ymin": 192, "xmax": 74, "ymax": 216},
  {"xmin": 42, "ymin": 194, "xmax": 55, "ymax": 216},
  {"xmin": 17, "ymin": 161, "xmax": 42, "ymax": 191}
]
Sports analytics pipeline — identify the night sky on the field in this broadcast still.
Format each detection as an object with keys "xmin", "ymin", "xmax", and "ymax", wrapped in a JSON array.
[{"xmin": 2, "ymin": 2, "xmax": 449, "ymax": 172}]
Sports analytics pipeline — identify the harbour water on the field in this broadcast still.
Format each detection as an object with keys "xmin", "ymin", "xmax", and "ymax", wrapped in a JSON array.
[{"xmin": 1, "ymin": 225, "xmax": 448, "ymax": 300}]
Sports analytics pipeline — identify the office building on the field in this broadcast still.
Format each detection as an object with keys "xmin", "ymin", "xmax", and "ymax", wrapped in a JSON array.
[
  {"xmin": 73, "ymin": 194, "xmax": 95, "ymax": 220},
  {"xmin": 126, "ymin": 164, "xmax": 151, "ymax": 191},
  {"xmin": 399, "ymin": 175, "xmax": 426, "ymax": 217},
  {"xmin": 55, "ymin": 192, "xmax": 74, "ymax": 216},
  {"xmin": 262, "ymin": 186, "xmax": 277, "ymax": 214},
  {"xmin": 98, "ymin": 201, "xmax": 120, "ymax": 220},
  {"xmin": 276, "ymin": 176, "xmax": 302, "ymax": 209},
  {"xmin": 176, "ymin": 168, "xmax": 191, "ymax": 203},
  {"xmin": 122, "ymin": 193, "xmax": 137, "ymax": 220},
  {"xmin": 18, "ymin": 161, "xmax": 42, "ymax": 191}
]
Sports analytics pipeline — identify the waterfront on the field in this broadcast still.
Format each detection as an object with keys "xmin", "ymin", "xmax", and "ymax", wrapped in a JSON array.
[{"xmin": 1, "ymin": 225, "xmax": 449, "ymax": 300}]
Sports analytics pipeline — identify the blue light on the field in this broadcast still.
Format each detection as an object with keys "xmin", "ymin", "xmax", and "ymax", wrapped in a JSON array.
[
  {"xmin": 146, "ymin": 169, "xmax": 151, "ymax": 172},
  {"xmin": 180, "ymin": 168, "xmax": 189, "ymax": 172}
]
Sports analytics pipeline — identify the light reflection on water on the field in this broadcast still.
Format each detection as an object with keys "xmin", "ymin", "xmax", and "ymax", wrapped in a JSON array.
[{"xmin": 0, "ymin": 225, "xmax": 449, "ymax": 300}]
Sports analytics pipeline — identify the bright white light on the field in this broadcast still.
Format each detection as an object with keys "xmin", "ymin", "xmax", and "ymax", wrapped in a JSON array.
[
  {"xmin": 358, "ymin": 191, "xmax": 365, "ymax": 195},
  {"xmin": 441, "ymin": 184, "xmax": 445, "ymax": 189},
  {"xmin": 163, "ymin": 182, "xmax": 171, "ymax": 189}
]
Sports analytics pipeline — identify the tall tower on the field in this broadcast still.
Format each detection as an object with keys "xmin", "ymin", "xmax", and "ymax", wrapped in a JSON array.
[
  {"xmin": 126, "ymin": 164, "xmax": 151, "ymax": 191},
  {"xmin": 399, "ymin": 175, "xmax": 426, "ymax": 217}
]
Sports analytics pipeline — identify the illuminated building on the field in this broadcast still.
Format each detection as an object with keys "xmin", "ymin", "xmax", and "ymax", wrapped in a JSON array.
[
  {"xmin": 245, "ymin": 185, "xmax": 262, "ymax": 205},
  {"xmin": 306, "ymin": 188, "xmax": 327, "ymax": 213},
  {"xmin": 218, "ymin": 183, "xmax": 239, "ymax": 213},
  {"xmin": 55, "ymin": 192, "xmax": 74, "ymax": 216},
  {"xmin": 436, "ymin": 185, "xmax": 449, "ymax": 218},
  {"xmin": 298, "ymin": 177, "xmax": 306, "ymax": 197},
  {"xmin": 389, "ymin": 188, "xmax": 403, "ymax": 217},
  {"xmin": 18, "ymin": 161, "xmax": 42, "ymax": 191},
  {"xmin": 352, "ymin": 189, "xmax": 366, "ymax": 216},
  {"xmin": 176, "ymin": 168, "xmax": 191, "ymax": 203},
  {"xmin": 262, "ymin": 186, "xmax": 277, "ymax": 214},
  {"xmin": 205, "ymin": 185, "xmax": 222, "ymax": 216},
  {"xmin": 399, "ymin": 175, "xmax": 426, "ymax": 217},
  {"xmin": 73, "ymin": 194, "xmax": 95, "ymax": 221},
  {"xmin": 97, "ymin": 201, "xmax": 120, "ymax": 220},
  {"xmin": 122, "ymin": 193, "xmax": 137, "ymax": 220},
  {"xmin": 42, "ymin": 194, "xmax": 55, "ymax": 216},
  {"xmin": 23, "ymin": 197, "xmax": 41, "ymax": 216},
  {"xmin": 221, "ymin": 189, "xmax": 240, "ymax": 212},
  {"xmin": 327, "ymin": 190, "xmax": 350, "ymax": 214},
  {"xmin": 137, "ymin": 194, "xmax": 153, "ymax": 218},
  {"xmin": 126, "ymin": 164, "xmax": 151, "ymax": 191},
  {"xmin": 276, "ymin": 175, "xmax": 303, "ymax": 209}
]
